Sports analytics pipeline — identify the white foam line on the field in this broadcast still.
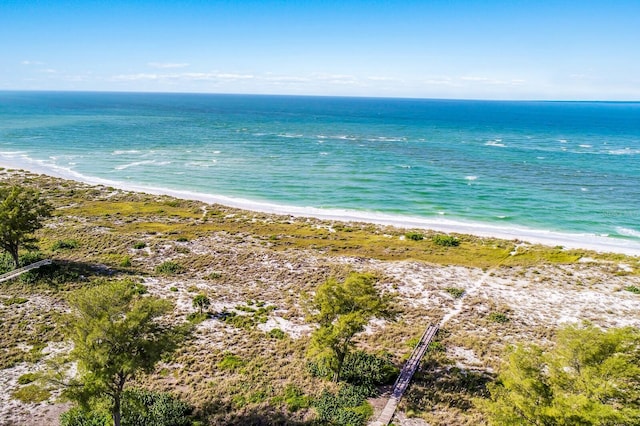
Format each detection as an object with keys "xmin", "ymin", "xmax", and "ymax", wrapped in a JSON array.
[{"xmin": 2, "ymin": 155, "xmax": 640, "ymax": 257}]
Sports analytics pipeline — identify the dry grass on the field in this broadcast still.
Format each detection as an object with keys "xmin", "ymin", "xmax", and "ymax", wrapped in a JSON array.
[{"xmin": 1, "ymin": 169, "xmax": 640, "ymax": 426}]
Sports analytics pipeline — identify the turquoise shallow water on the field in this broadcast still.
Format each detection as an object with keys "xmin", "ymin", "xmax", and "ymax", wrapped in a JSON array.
[{"xmin": 1, "ymin": 91, "xmax": 639, "ymax": 247}]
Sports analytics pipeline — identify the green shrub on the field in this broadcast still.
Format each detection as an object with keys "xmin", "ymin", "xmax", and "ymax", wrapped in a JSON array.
[
  {"xmin": 17, "ymin": 372, "xmax": 38, "ymax": 385},
  {"xmin": 186, "ymin": 312, "xmax": 209, "ymax": 324},
  {"xmin": 120, "ymin": 256, "xmax": 132, "ymax": 267},
  {"xmin": 488, "ymin": 312, "xmax": 510, "ymax": 323},
  {"xmin": 52, "ymin": 239, "xmax": 79, "ymax": 251},
  {"xmin": 269, "ymin": 328, "xmax": 286, "ymax": 339},
  {"xmin": 445, "ymin": 287, "xmax": 465, "ymax": 298},
  {"xmin": 19, "ymin": 251, "xmax": 44, "ymax": 267},
  {"xmin": 60, "ymin": 407, "xmax": 111, "ymax": 426},
  {"xmin": 625, "ymin": 285, "xmax": 640, "ymax": 294},
  {"xmin": 133, "ymin": 241, "xmax": 146, "ymax": 249},
  {"xmin": 129, "ymin": 281, "xmax": 147, "ymax": 295},
  {"xmin": 283, "ymin": 384, "xmax": 310, "ymax": 412},
  {"xmin": 60, "ymin": 389, "xmax": 192, "ymax": 426},
  {"xmin": 433, "ymin": 234, "xmax": 460, "ymax": 247},
  {"xmin": 206, "ymin": 271, "xmax": 222, "ymax": 280},
  {"xmin": 405, "ymin": 232, "xmax": 424, "ymax": 241},
  {"xmin": 121, "ymin": 388, "xmax": 193, "ymax": 426},
  {"xmin": 308, "ymin": 360, "xmax": 332, "ymax": 379},
  {"xmin": 339, "ymin": 351, "xmax": 398, "ymax": 390},
  {"xmin": 428, "ymin": 341, "xmax": 446, "ymax": 352},
  {"xmin": 3, "ymin": 297, "xmax": 28, "ymax": 306},
  {"xmin": 217, "ymin": 353, "xmax": 245, "ymax": 371},
  {"xmin": 314, "ymin": 384, "xmax": 373, "ymax": 425},
  {"xmin": 155, "ymin": 261, "xmax": 184, "ymax": 275},
  {"xmin": 169, "ymin": 286, "xmax": 178, "ymax": 292},
  {"xmin": 406, "ymin": 336, "xmax": 420, "ymax": 349},
  {"xmin": 11, "ymin": 384, "xmax": 51, "ymax": 403}
]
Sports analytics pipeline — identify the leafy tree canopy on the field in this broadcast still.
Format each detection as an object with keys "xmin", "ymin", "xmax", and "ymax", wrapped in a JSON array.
[
  {"xmin": 61, "ymin": 280, "xmax": 189, "ymax": 426},
  {"xmin": 0, "ymin": 185, "xmax": 53, "ymax": 267},
  {"xmin": 307, "ymin": 273, "xmax": 396, "ymax": 382},
  {"xmin": 192, "ymin": 293, "xmax": 211, "ymax": 314},
  {"xmin": 480, "ymin": 322, "xmax": 640, "ymax": 425}
]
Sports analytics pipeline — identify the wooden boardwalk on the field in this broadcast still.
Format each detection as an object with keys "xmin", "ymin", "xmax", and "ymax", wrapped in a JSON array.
[
  {"xmin": 0, "ymin": 259, "xmax": 52, "ymax": 284},
  {"xmin": 370, "ymin": 324, "xmax": 439, "ymax": 426}
]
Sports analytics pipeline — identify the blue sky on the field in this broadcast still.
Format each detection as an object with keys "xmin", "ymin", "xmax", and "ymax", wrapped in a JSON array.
[{"xmin": 1, "ymin": 0, "xmax": 639, "ymax": 100}]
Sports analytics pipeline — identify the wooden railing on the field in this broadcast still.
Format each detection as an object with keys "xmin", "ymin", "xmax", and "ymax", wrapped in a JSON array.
[{"xmin": 0, "ymin": 259, "xmax": 52, "ymax": 283}]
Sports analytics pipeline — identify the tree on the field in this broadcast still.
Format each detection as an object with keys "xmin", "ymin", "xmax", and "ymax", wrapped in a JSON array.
[
  {"xmin": 480, "ymin": 322, "xmax": 640, "ymax": 425},
  {"xmin": 192, "ymin": 293, "xmax": 210, "ymax": 314},
  {"xmin": 0, "ymin": 185, "xmax": 53, "ymax": 267},
  {"xmin": 307, "ymin": 273, "xmax": 395, "ymax": 382},
  {"xmin": 62, "ymin": 280, "xmax": 187, "ymax": 426}
]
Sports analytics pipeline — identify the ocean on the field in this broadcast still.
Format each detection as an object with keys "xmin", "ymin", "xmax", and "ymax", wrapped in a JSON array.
[{"xmin": 1, "ymin": 91, "xmax": 639, "ymax": 253}]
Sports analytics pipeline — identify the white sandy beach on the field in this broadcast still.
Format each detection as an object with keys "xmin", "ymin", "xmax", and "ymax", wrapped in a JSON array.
[{"xmin": 2, "ymin": 155, "xmax": 640, "ymax": 257}]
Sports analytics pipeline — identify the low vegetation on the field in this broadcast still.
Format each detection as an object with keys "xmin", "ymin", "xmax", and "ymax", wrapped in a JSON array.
[
  {"xmin": 480, "ymin": 323, "xmax": 640, "ymax": 425},
  {"xmin": 1, "ymin": 170, "xmax": 639, "ymax": 426}
]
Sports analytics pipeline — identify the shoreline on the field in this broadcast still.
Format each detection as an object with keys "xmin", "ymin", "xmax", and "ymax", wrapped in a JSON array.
[{"xmin": 2, "ymin": 156, "xmax": 640, "ymax": 257}]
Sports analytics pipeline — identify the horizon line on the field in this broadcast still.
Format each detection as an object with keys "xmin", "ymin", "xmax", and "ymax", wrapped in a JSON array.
[{"xmin": 1, "ymin": 89, "xmax": 638, "ymax": 104}]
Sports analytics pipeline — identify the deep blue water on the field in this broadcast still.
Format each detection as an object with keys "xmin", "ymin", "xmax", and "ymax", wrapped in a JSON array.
[{"xmin": 1, "ymin": 91, "xmax": 639, "ymax": 245}]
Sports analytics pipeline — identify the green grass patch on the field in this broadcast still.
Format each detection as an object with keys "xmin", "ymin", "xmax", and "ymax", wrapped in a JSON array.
[
  {"xmin": 625, "ymin": 285, "xmax": 640, "ymax": 294},
  {"xmin": 17, "ymin": 372, "xmax": 38, "ymax": 385},
  {"xmin": 11, "ymin": 384, "xmax": 51, "ymax": 403},
  {"xmin": 155, "ymin": 261, "xmax": 185, "ymax": 275},
  {"xmin": 186, "ymin": 312, "xmax": 209, "ymax": 324},
  {"xmin": 488, "ymin": 312, "xmax": 510, "ymax": 323},
  {"xmin": 432, "ymin": 234, "xmax": 460, "ymax": 247},
  {"xmin": 405, "ymin": 232, "xmax": 424, "ymax": 241},
  {"xmin": 133, "ymin": 241, "xmax": 146, "ymax": 249},
  {"xmin": 445, "ymin": 287, "xmax": 465, "ymax": 298},
  {"xmin": 217, "ymin": 353, "xmax": 245, "ymax": 371},
  {"xmin": 3, "ymin": 297, "xmax": 28, "ymax": 306},
  {"xmin": 51, "ymin": 239, "xmax": 79, "ymax": 251},
  {"xmin": 269, "ymin": 328, "xmax": 286, "ymax": 339},
  {"xmin": 205, "ymin": 271, "xmax": 222, "ymax": 280}
]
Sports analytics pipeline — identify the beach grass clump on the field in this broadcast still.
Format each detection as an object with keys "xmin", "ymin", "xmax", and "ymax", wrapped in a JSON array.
[
  {"xmin": 488, "ymin": 312, "xmax": 510, "ymax": 323},
  {"xmin": 269, "ymin": 328, "xmax": 286, "ymax": 339},
  {"xmin": 445, "ymin": 287, "xmax": 465, "ymax": 298},
  {"xmin": 217, "ymin": 353, "xmax": 246, "ymax": 371},
  {"xmin": 17, "ymin": 372, "xmax": 39, "ymax": 385},
  {"xmin": 405, "ymin": 232, "xmax": 424, "ymax": 241},
  {"xmin": 205, "ymin": 271, "xmax": 222, "ymax": 280},
  {"xmin": 11, "ymin": 384, "xmax": 51, "ymax": 403},
  {"xmin": 624, "ymin": 285, "xmax": 640, "ymax": 294},
  {"xmin": 155, "ymin": 260, "xmax": 185, "ymax": 275},
  {"xmin": 433, "ymin": 234, "xmax": 460, "ymax": 247},
  {"xmin": 314, "ymin": 384, "xmax": 374, "ymax": 426},
  {"xmin": 428, "ymin": 341, "xmax": 446, "ymax": 353},
  {"xmin": 51, "ymin": 239, "xmax": 79, "ymax": 251},
  {"xmin": 186, "ymin": 312, "xmax": 209, "ymax": 324},
  {"xmin": 3, "ymin": 297, "xmax": 28, "ymax": 306},
  {"xmin": 133, "ymin": 241, "xmax": 146, "ymax": 249},
  {"xmin": 217, "ymin": 302, "xmax": 277, "ymax": 330},
  {"xmin": 272, "ymin": 384, "xmax": 310, "ymax": 412}
]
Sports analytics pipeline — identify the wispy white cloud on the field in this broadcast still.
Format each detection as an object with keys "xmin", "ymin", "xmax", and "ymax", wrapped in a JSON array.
[
  {"xmin": 460, "ymin": 76, "xmax": 525, "ymax": 86},
  {"xmin": 367, "ymin": 76, "xmax": 401, "ymax": 82},
  {"xmin": 147, "ymin": 62, "xmax": 190, "ymax": 69},
  {"xmin": 21, "ymin": 60, "xmax": 44, "ymax": 65},
  {"xmin": 110, "ymin": 72, "xmax": 255, "ymax": 82},
  {"xmin": 310, "ymin": 73, "xmax": 360, "ymax": 86},
  {"xmin": 264, "ymin": 75, "xmax": 311, "ymax": 83}
]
